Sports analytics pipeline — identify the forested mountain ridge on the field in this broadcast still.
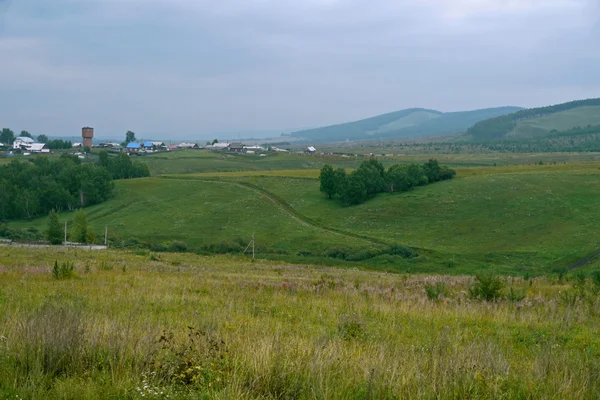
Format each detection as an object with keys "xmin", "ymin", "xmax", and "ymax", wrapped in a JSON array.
[
  {"xmin": 465, "ymin": 98, "xmax": 600, "ymax": 141},
  {"xmin": 291, "ymin": 106, "xmax": 522, "ymax": 142}
]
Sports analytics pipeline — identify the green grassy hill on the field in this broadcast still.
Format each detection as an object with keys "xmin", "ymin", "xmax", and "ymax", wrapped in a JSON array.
[
  {"xmin": 508, "ymin": 106, "xmax": 600, "ymax": 138},
  {"xmin": 466, "ymin": 98, "xmax": 600, "ymax": 141},
  {"xmin": 9, "ymin": 177, "xmax": 379, "ymax": 259},
  {"xmin": 292, "ymin": 107, "xmax": 521, "ymax": 142},
  {"xmin": 10, "ymin": 161, "xmax": 600, "ymax": 275}
]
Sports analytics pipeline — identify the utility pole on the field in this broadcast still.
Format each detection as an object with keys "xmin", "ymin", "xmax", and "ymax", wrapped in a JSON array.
[
  {"xmin": 243, "ymin": 233, "xmax": 256, "ymax": 260},
  {"xmin": 64, "ymin": 221, "xmax": 67, "ymax": 244},
  {"xmin": 104, "ymin": 226, "xmax": 108, "ymax": 246}
]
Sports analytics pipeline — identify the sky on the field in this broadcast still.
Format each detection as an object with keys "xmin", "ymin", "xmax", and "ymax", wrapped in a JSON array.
[{"xmin": 0, "ymin": 0, "xmax": 599, "ymax": 139}]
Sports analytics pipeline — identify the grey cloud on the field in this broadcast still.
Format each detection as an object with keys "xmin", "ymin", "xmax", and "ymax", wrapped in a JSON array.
[{"xmin": 0, "ymin": 0, "xmax": 598, "ymax": 138}]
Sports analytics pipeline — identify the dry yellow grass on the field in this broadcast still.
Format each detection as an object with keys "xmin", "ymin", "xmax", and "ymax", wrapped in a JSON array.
[{"xmin": 1, "ymin": 247, "xmax": 599, "ymax": 399}]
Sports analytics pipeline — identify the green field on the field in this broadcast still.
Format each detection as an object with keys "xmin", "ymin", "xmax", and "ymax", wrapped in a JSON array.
[
  {"xmin": 1, "ymin": 248, "xmax": 599, "ymax": 399},
  {"xmin": 8, "ymin": 153, "xmax": 600, "ymax": 275},
  {"xmin": 509, "ymin": 106, "xmax": 600, "ymax": 138}
]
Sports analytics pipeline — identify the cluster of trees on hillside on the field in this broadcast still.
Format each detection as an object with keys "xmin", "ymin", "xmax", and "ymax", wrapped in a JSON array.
[
  {"xmin": 1, "ymin": 128, "xmax": 15, "ymax": 145},
  {"xmin": 46, "ymin": 139, "xmax": 73, "ymax": 149},
  {"xmin": 98, "ymin": 151, "xmax": 150, "ymax": 179},
  {"xmin": 319, "ymin": 159, "xmax": 456, "ymax": 205},
  {"xmin": 0, "ymin": 155, "xmax": 114, "ymax": 220},
  {"xmin": 467, "ymin": 98, "xmax": 600, "ymax": 141}
]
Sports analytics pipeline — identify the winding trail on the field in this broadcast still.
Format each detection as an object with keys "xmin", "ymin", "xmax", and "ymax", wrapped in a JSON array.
[
  {"xmin": 566, "ymin": 249, "xmax": 600, "ymax": 271},
  {"xmin": 157, "ymin": 176, "xmax": 389, "ymax": 247}
]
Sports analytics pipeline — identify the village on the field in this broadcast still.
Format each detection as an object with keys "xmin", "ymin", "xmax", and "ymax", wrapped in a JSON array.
[{"xmin": 0, "ymin": 127, "xmax": 320, "ymax": 157}]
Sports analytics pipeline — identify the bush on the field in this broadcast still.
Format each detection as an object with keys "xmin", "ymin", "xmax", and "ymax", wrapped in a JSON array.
[
  {"xmin": 168, "ymin": 241, "xmax": 187, "ymax": 253},
  {"xmin": 124, "ymin": 236, "xmax": 142, "ymax": 248},
  {"xmin": 149, "ymin": 242, "xmax": 169, "ymax": 252},
  {"xmin": 506, "ymin": 287, "xmax": 526, "ymax": 302},
  {"xmin": 98, "ymin": 260, "xmax": 113, "ymax": 271},
  {"xmin": 152, "ymin": 326, "xmax": 230, "ymax": 390},
  {"xmin": 424, "ymin": 281, "xmax": 447, "ymax": 301},
  {"xmin": 469, "ymin": 274, "xmax": 505, "ymax": 301},
  {"xmin": 388, "ymin": 244, "xmax": 417, "ymax": 258},
  {"xmin": 52, "ymin": 260, "xmax": 75, "ymax": 280},
  {"xmin": 338, "ymin": 313, "xmax": 365, "ymax": 341}
]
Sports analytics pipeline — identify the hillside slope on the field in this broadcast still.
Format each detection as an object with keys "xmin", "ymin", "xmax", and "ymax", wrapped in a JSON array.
[
  {"xmin": 466, "ymin": 98, "xmax": 600, "ymax": 141},
  {"xmin": 292, "ymin": 107, "xmax": 521, "ymax": 142}
]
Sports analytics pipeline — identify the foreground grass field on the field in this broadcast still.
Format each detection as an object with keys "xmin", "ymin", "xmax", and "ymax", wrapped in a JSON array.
[{"xmin": 1, "ymin": 248, "xmax": 599, "ymax": 399}]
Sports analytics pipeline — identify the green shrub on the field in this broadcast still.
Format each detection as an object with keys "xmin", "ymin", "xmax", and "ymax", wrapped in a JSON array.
[
  {"xmin": 469, "ymin": 274, "xmax": 505, "ymax": 301},
  {"xmin": 98, "ymin": 260, "xmax": 113, "ymax": 271},
  {"xmin": 152, "ymin": 327, "xmax": 230, "ymax": 390},
  {"xmin": 388, "ymin": 244, "xmax": 417, "ymax": 258},
  {"xmin": 51, "ymin": 260, "xmax": 75, "ymax": 280},
  {"xmin": 124, "ymin": 236, "xmax": 142, "ymax": 248},
  {"xmin": 168, "ymin": 241, "xmax": 187, "ymax": 253},
  {"xmin": 149, "ymin": 242, "xmax": 169, "ymax": 252},
  {"xmin": 590, "ymin": 270, "xmax": 600, "ymax": 294},
  {"xmin": 424, "ymin": 281, "xmax": 447, "ymax": 301},
  {"xmin": 338, "ymin": 313, "xmax": 365, "ymax": 341},
  {"xmin": 506, "ymin": 287, "xmax": 526, "ymax": 302}
]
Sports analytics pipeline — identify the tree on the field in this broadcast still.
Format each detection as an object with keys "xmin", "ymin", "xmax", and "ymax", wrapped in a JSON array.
[
  {"xmin": 386, "ymin": 165, "xmax": 411, "ymax": 193},
  {"xmin": 341, "ymin": 171, "xmax": 367, "ymax": 206},
  {"xmin": 0, "ymin": 128, "xmax": 15, "ymax": 145},
  {"xmin": 333, "ymin": 168, "xmax": 347, "ymax": 197},
  {"xmin": 20, "ymin": 130, "xmax": 33, "ymax": 138},
  {"xmin": 356, "ymin": 161, "xmax": 385, "ymax": 196},
  {"xmin": 37, "ymin": 134, "xmax": 49, "ymax": 143},
  {"xmin": 125, "ymin": 130, "xmax": 136, "ymax": 144},
  {"xmin": 98, "ymin": 150, "xmax": 110, "ymax": 169},
  {"xmin": 70, "ymin": 209, "xmax": 89, "ymax": 243},
  {"xmin": 47, "ymin": 209, "xmax": 63, "ymax": 245},
  {"xmin": 84, "ymin": 146, "xmax": 91, "ymax": 153},
  {"xmin": 212, "ymin": 139, "xmax": 219, "ymax": 145},
  {"xmin": 439, "ymin": 166, "xmax": 456, "ymax": 180},
  {"xmin": 406, "ymin": 164, "xmax": 428, "ymax": 187},
  {"xmin": 423, "ymin": 159, "xmax": 441, "ymax": 183},
  {"xmin": 319, "ymin": 165, "xmax": 336, "ymax": 199}
]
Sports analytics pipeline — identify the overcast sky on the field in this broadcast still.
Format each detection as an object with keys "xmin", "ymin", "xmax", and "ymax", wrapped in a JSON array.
[{"xmin": 0, "ymin": 0, "xmax": 599, "ymax": 139}]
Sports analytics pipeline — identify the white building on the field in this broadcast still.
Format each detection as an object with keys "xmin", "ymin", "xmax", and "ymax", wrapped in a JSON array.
[{"xmin": 12, "ymin": 136, "xmax": 35, "ymax": 150}]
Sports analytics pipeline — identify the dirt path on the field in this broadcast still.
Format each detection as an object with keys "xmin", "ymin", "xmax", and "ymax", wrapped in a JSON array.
[{"xmin": 566, "ymin": 249, "xmax": 600, "ymax": 270}]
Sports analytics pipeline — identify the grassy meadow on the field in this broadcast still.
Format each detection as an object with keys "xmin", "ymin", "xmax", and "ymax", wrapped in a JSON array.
[
  {"xmin": 8, "ymin": 152, "xmax": 600, "ymax": 275},
  {"xmin": 1, "ymin": 248, "xmax": 600, "ymax": 399}
]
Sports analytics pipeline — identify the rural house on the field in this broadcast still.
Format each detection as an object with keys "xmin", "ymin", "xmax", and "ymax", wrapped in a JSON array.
[
  {"xmin": 211, "ymin": 142, "xmax": 230, "ymax": 151},
  {"xmin": 126, "ymin": 143, "xmax": 141, "ymax": 153},
  {"xmin": 177, "ymin": 142, "xmax": 200, "ymax": 149},
  {"xmin": 229, "ymin": 142, "xmax": 244, "ymax": 153}
]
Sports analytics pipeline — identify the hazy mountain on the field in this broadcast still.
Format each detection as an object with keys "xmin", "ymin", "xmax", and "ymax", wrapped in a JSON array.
[{"xmin": 291, "ymin": 107, "xmax": 522, "ymax": 142}]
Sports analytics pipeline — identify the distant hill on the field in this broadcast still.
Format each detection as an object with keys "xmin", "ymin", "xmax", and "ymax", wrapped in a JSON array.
[
  {"xmin": 291, "ymin": 107, "xmax": 522, "ymax": 142},
  {"xmin": 465, "ymin": 98, "xmax": 600, "ymax": 141}
]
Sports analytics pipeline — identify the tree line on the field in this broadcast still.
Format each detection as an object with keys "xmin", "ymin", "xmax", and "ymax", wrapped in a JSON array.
[
  {"xmin": 97, "ymin": 151, "xmax": 150, "ymax": 180},
  {"xmin": 0, "ymin": 151, "xmax": 150, "ymax": 221},
  {"xmin": 319, "ymin": 159, "xmax": 456, "ymax": 206},
  {"xmin": 0, "ymin": 155, "xmax": 114, "ymax": 220}
]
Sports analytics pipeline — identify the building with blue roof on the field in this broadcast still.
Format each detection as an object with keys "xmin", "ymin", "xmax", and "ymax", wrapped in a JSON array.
[{"xmin": 126, "ymin": 142, "xmax": 141, "ymax": 153}]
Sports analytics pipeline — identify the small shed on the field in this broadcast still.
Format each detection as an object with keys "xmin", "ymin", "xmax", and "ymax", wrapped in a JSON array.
[{"xmin": 305, "ymin": 146, "xmax": 316, "ymax": 154}]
